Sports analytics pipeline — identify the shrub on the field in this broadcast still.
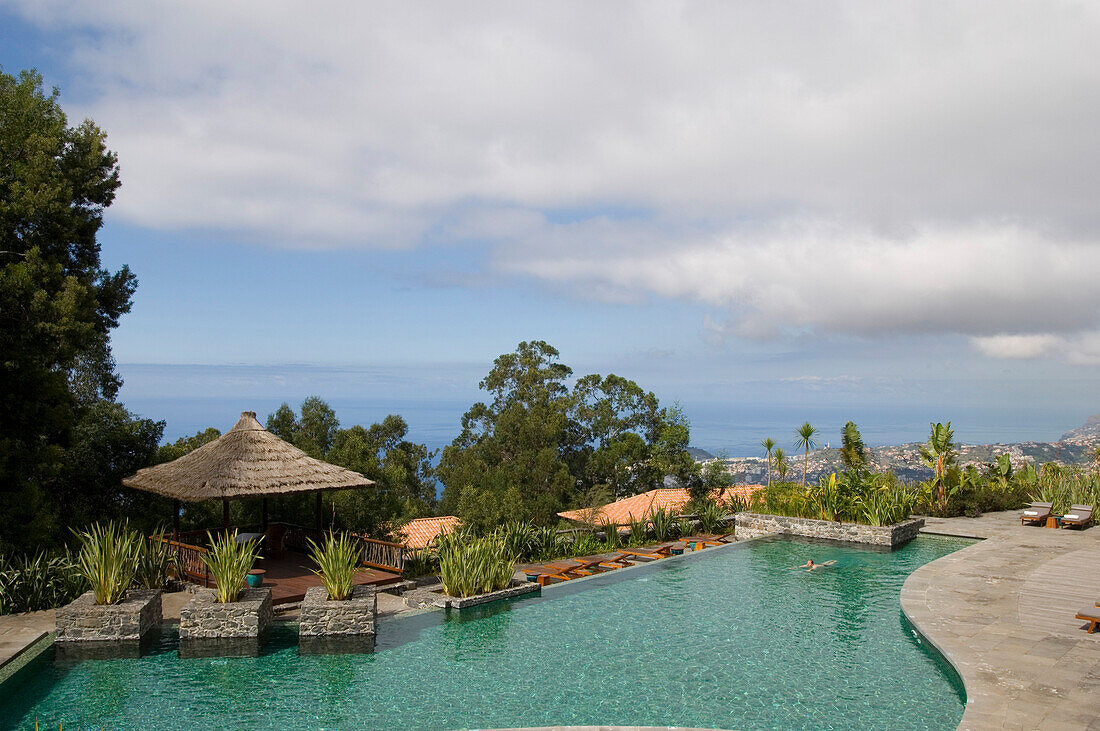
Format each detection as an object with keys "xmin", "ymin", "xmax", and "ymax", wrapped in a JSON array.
[
  {"xmin": 0, "ymin": 551, "xmax": 87, "ymax": 615},
  {"xmin": 202, "ymin": 530, "xmax": 259, "ymax": 603},
  {"xmin": 438, "ymin": 536, "xmax": 515, "ymax": 598},
  {"xmin": 74, "ymin": 521, "xmax": 142, "ymax": 605},
  {"xmin": 307, "ymin": 531, "xmax": 362, "ymax": 601},
  {"xmin": 402, "ymin": 547, "xmax": 437, "ymax": 578},
  {"xmin": 628, "ymin": 514, "xmax": 650, "ymax": 545},
  {"xmin": 675, "ymin": 516, "xmax": 695, "ymax": 538}
]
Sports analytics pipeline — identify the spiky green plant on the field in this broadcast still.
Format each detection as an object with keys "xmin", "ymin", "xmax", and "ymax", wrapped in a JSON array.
[
  {"xmin": 675, "ymin": 516, "xmax": 694, "ymax": 539},
  {"xmin": 202, "ymin": 530, "xmax": 259, "ymax": 603},
  {"xmin": 307, "ymin": 531, "xmax": 362, "ymax": 601},
  {"xmin": 649, "ymin": 506, "xmax": 675, "ymax": 541},
  {"xmin": 0, "ymin": 550, "xmax": 87, "ymax": 615},
  {"xmin": 496, "ymin": 521, "xmax": 536, "ymax": 561},
  {"xmin": 628, "ymin": 514, "xmax": 650, "ymax": 545},
  {"xmin": 134, "ymin": 534, "xmax": 178, "ymax": 591},
  {"xmin": 438, "ymin": 536, "xmax": 515, "ymax": 598},
  {"xmin": 74, "ymin": 521, "xmax": 142, "ymax": 605},
  {"xmin": 699, "ymin": 499, "xmax": 725, "ymax": 534},
  {"xmin": 600, "ymin": 519, "xmax": 621, "ymax": 548}
]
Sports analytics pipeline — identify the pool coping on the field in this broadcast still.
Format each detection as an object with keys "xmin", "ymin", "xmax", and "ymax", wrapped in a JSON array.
[{"xmin": 903, "ymin": 512, "xmax": 1100, "ymax": 730}]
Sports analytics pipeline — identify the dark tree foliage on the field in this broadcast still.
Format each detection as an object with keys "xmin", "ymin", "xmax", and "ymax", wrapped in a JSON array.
[
  {"xmin": 257, "ymin": 400, "xmax": 437, "ymax": 536},
  {"xmin": 0, "ymin": 69, "xmax": 139, "ymax": 551},
  {"xmin": 438, "ymin": 341, "xmax": 700, "ymax": 527}
]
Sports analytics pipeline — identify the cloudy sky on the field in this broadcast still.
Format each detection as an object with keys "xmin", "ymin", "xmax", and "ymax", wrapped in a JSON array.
[{"xmin": 4, "ymin": 1, "xmax": 1099, "ymax": 444}]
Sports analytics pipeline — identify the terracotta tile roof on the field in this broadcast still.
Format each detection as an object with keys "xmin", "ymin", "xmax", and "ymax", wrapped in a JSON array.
[
  {"xmin": 557, "ymin": 486, "xmax": 763, "ymax": 526},
  {"xmin": 395, "ymin": 516, "xmax": 461, "ymax": 549}
]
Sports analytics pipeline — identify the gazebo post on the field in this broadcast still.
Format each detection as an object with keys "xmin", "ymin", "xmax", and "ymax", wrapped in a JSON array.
[
  {"xmin": 261, "ymin": 498, "xmax": 269, "ymax": 531},
  {"xmin": 172, "ymin": 499, "xmax": 181, "ymax": 542},
  {"xmin": 223, "ymin": 498, "xmax": 230, "ymax": 532},
  {"xmin": 315, "ymin": 491, "xmax": 323, "ymax": 532}
]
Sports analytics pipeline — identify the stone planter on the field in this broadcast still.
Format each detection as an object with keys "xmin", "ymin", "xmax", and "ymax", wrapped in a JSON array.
[
  {"xmin": 54, "ymin": 589, "xmax": 160, "ymax": 659},
  {"xmin": 178, "ymin": 587, "xmax": 272, "ymax": 658},
  {"xmin": 430, "ymin": 580, "xmax": 540, "ymax": 610},
  {"xmin": 299, "ymin": 585, "xmax": 377, "ymax": 654},
  {"xmin": 734, "ymin": 512, "xmax": 925, "ymax": 548}
]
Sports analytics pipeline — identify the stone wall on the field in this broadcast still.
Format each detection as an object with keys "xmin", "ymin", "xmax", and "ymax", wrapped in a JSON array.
[
  {"xmin": 299, "ymin": 585, "xmax": 376, "ymax": 638},
  {"xmin": 179, "ymin": 588, "xmax": 272, "ymax": 639},
  {"xmin": 55, "ymin": 589, "xmax": 161, "ymax": 643},
  {"xmin": 734, "ymin": 512, "xmax": 925, "ymax": 547},
  {"xmin": 430, "ymin": 580, "xmax": 541, "ymax": 609}
]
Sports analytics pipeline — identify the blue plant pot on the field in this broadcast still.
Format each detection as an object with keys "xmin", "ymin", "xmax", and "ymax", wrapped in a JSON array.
[
  {"xmin": 671, "ymin": 547, "xmax": 684, "ymax": 555},
  {"xmin": 246, "ymin": 570, "xmax": 265, "ymax": 587}
]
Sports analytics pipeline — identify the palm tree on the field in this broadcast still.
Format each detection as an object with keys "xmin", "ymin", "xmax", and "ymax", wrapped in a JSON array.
[
  {"xmin": 760, "ymin": 437, "xmax": 776, "ymax": 486},
  {"xmin": 794, "ymin": 421, "xmax": 818, "ymax": 487},
  {"xmin": 773, "ymin": 448, "xmax": 788, "ymax": 479},
  {"xmin": 919, "ymin": 422, "xmax": 957, "ymax": 509}
]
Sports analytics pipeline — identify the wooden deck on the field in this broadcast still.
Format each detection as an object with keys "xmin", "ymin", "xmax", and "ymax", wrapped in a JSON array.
[{"xmin": 250, "ymin": 554, "xmax": 402, "ymax": 605}]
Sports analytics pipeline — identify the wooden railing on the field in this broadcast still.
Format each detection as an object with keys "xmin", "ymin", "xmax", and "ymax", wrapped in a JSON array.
[
  {"xmin": 156, "ymin": 522, "xmax": 406, "ymax": 576},
  {"xmin": 150, "ymin": 535, "xmax": 211, "ymax": 587},
  {"xmin": 356, "ymin": 536, "xmax": 405, "ymax": 573}
]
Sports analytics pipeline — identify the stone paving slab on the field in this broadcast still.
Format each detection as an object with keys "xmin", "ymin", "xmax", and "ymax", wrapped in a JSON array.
[{"xmin": 906, "ymin": 511, "xmax": 1100, "ymax": 730}]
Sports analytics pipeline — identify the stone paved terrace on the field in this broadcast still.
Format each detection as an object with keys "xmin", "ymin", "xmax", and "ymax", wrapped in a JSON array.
[{"xmin": 906, "ymin": 511, "xmax": 1100, "ymax": 730}]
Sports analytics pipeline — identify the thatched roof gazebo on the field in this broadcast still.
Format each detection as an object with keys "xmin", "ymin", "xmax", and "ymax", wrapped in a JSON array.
[{"xmin": 123, "ymin": 411, "xmax": 375, "ymax": 539}]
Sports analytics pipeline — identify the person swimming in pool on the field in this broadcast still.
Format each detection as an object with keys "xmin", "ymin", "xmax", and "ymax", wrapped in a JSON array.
[{"xmin": 794, "ymin": 559, "xmax": 836, "ymax": 571}]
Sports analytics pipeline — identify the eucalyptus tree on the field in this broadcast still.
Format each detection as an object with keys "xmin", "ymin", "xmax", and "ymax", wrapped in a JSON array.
[
  {"xmin": 761, "ymin": 437, "xmax": 777, "ymax": 486},
  {"xmin": 794, "ymin": 422, "xmax": 819, "ymax": 487}
]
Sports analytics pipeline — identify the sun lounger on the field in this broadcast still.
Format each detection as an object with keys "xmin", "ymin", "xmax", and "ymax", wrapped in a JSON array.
[
  {"xmin": 1020, "ymin": 502, "xmax": 1053, "ymax": 526},
  {"xmin": 1075, "ymin": 606, "xmax": 1100, "ymax": 633},
  {"xmin": 617, "ymin": 548, "xmax": 668, "ymax": 561},
  {"xmin": 1059, "ymin": 505, "xmax": 1094, "ymax": 529}
]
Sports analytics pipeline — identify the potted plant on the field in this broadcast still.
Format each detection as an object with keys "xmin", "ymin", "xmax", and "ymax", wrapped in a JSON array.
[
  {"xmin": 179, "ymin": 531, "xmax": 271, "ymax": 652},
  {"xmin": 55, "ymin": 521, "xmax": 162, "ymax": 649},
  {"xmin": 299, "ymin": 532, "xmax": 376, "ymax": 653}
]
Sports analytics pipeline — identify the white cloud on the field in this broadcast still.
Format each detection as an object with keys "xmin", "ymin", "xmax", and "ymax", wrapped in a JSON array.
[
  {"xmin": 9, "ymin": 0, "xmax": 1100, "ymax": 349},
  {"xmin": 970, "ymin": 334, "xmax": 1064, "ymax": 359}
]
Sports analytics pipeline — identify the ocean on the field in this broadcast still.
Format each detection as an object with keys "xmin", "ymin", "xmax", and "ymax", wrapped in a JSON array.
[{"xmin": 122, "ymin": 396, "xmax": 1086, "ymax": 459}]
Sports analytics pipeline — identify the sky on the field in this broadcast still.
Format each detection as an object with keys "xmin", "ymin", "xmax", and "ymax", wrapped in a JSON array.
[{"xmin": 3, "ymin": 1, "xmax": 1100, "ymax": 446}]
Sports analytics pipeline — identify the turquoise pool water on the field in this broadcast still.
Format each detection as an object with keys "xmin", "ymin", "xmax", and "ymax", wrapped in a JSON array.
[{"xmin": 0, "ymin": 535, "xmax": 970, "ymax": 730}]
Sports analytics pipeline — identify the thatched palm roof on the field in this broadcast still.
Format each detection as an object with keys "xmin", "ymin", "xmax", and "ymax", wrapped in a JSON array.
[{"xmin": 122, "ymin": 411, "xmax": 374, "ymax": 502}]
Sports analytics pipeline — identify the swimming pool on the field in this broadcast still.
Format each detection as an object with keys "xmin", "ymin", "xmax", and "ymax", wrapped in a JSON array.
[{"xmin": 0, "ymin": 535, "xmax": 970, "ymax": 730}]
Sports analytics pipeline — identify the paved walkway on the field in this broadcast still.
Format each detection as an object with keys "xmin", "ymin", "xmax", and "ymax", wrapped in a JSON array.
[{"xmin": 906, "ymin": 511, "xmax": 1100, "ymax": 730}]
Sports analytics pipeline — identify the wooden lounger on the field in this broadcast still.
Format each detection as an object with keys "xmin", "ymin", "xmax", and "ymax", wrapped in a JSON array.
[
  {"xmin": 617, "ymin": 548, "xmax": 668, "ymax": 561},
  {"xmin": 1020, "ymin": 502, "xmax": 1053, "ymax": 526},
  {"xmin": 1059, "ymin": 505, "xmax": 1094, "ymax": 529},
  {"xmin": 1075, "ymin": 606, "xmax": 1100, "ymax": 633}
]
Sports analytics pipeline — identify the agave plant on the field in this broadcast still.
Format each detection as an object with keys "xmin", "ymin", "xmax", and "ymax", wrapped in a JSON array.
[
  {"xmin": 307, "ymin": 531, "xmax": 362, "ymax": 601},
  {"xmin": 675, "ymin": 516, "xmax": 695, "ymax": 539},
  {"xmin": 438, "ymin": 536, "xmax": 515, "ymax": 598},
  {"xmin": 74, "ymin": 521, "xmax": 142, "ymax": 605},
  {"xmin": 202, "ymin": 530, "xmax": 259, "ymax": 603}
]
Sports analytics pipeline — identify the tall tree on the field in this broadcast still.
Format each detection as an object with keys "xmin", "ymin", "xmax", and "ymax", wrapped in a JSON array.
[
  {"xmin": 794, "ymin": 422, "xmax": 818, "ymax": 487},
  {"xmin": 839, "ymin": 421, "xmax": 866, "ymax": 471},
  {"xmin": 438, "ymin": 342, "xmax": 699, "ymax": 527},
  {"xmin": 761, "ymin": 437, "xmax": 776, "ymax": 486},
  {"xmin": 0, "ymin": 69, "xmax": 135, "ymax": 550}
]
